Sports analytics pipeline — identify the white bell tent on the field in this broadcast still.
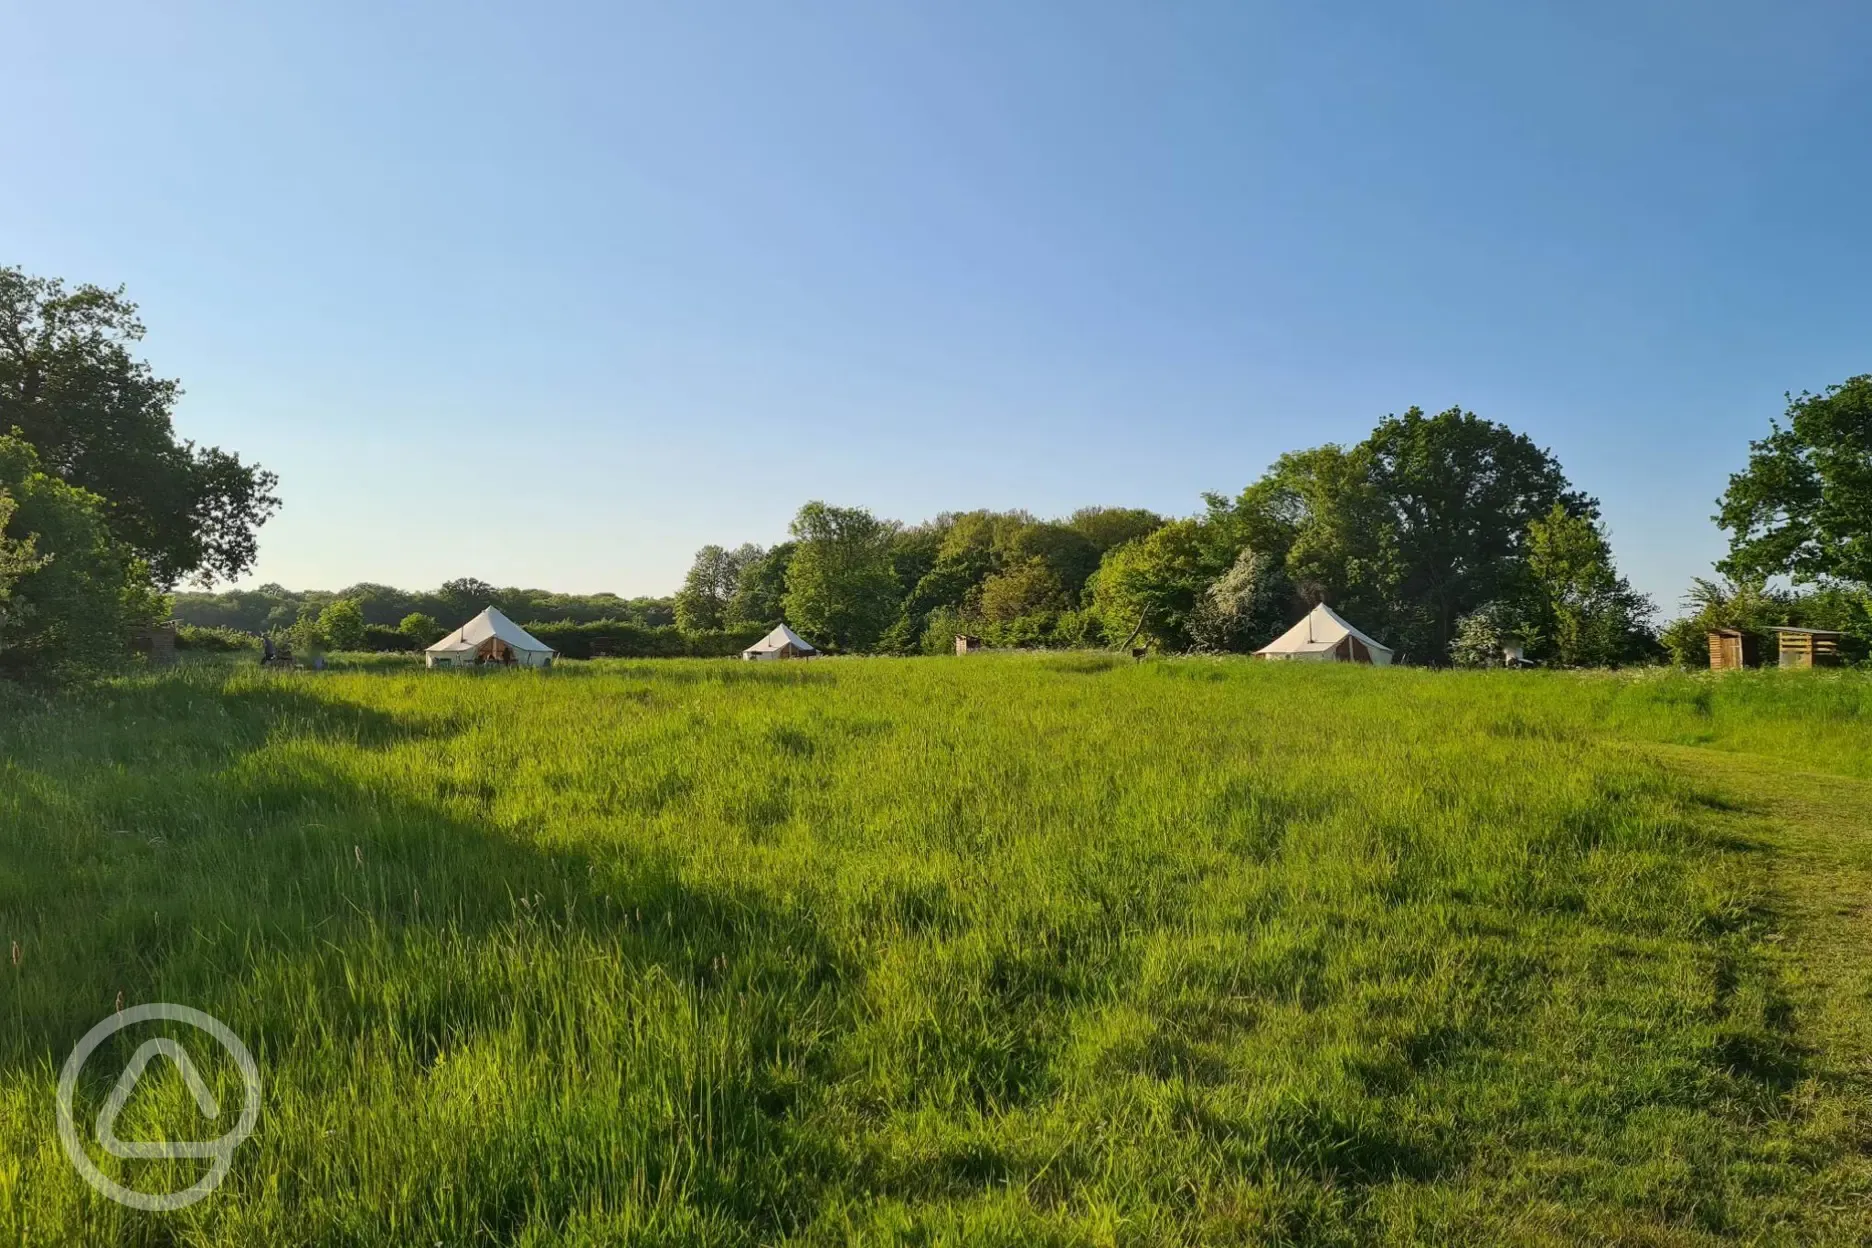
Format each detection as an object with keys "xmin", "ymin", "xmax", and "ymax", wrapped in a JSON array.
[
  {"xmin": 1254, "ymin": 603, "xmax": 1394, "ymax": 666},
  {"xmin": 741, "ymin": 624, "xmax": 818, "ymax": 661},
  {"xmin": 425, "ymin": 606, "xmax": 556, "ymax": 669}
]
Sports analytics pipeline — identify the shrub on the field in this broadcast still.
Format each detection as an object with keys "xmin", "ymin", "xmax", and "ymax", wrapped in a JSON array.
[
  {"xmin": 522, "ymin": 619, "xmax": 766, "ymax": 660},
  {"xmin": 175, "ymin": 624, "xmax": 257, "ymax": 652}
]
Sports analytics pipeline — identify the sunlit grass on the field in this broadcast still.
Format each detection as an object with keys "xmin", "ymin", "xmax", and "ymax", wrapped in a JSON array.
[{"xmin": 2, "ymin": 658, "xmax": 1868, "ymax": 1244}]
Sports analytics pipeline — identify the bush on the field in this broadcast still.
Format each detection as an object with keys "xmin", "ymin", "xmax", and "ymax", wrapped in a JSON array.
[
  {"xmin": 523, "ymin": 619, "xmax": 766, "ymax": 660},
  {"xmin": 0, "ymin": 435, "xmax": 158, "ymax": 679},
  {"xmin": 917, "ymin": 606, "xmax": 965, "ymax": 656},
  {"xmin": 398, "ymin": 612, "xmax": 442, "ymax": 645},
  {"xmin": 319, "ymin": 598, "xmax": 367, "ymax": 651},
  {"xmin": 361, "ymin": 624, "xmax": 416, "ymax": 652},
  {"xmin": 175, "ymin": 624, "xmax": 257, "ymax": 652}
]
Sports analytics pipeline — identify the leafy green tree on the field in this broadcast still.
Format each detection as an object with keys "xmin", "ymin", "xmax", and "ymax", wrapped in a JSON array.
[
  {"xmin": 0, "ymin": 491, "xmax": 45, "ymax": 653},
  {"xmin": 1067, "ymin": 506, "xmax": 1165, "ymax": 553},
  {"xmin": 438, "ymin": 578, "xmax": 497, "ymax": 619},
  {"xmin": 1090, "ymin": 519, "xmax": 1218, "ymax": 649},
  {"xmin": 1363, "ymin": 408, "xmax": 1592, "ymax": 662},
  {"xmin": 0, "ymin": 434, "xmax": 156, "ymax": 677},
  {"xmin": 287, "ymin": 604, "xmax": 327, "ymax": 656},
  {"xmin": 888, "ymin": 524, "xmax": 946, "ymax": 601},
  {"xmin": 918, "ymin": 605, "xmax": 967, "ymax": 655},
  {"xmin": 1186, "ymin": 547, "xmax": 1294, "ymax": 653},
  {"xmin": 398, "ymin": 612, "xmax": 442, "ymax": 645},
  {"xmin": 782, "ymin": 502, "xmax": 902, "ymax": 652},
  {"xmin": 1522, "ymin": 505, "xmax": 1653, "ymax": 667},
  {"xmin": 1451, "ymin": 601, "xmax": 1542, "ymax": 668},
  {"xmin": 0, "ymin": 267, "xmax": 279, "ymax": 586},
  {"xmin": 318, "ymin": 598, "xmax": 367, "ymax": 651},
  {"xmin": 978, "ymin": 557, "xmax": 1068, "ymax": 626},
  {"xmin": 674, "ymin": 544, "xmax": 755, "ymax": 634},
  {"xmin": 724, "ymin": 543, "xmax": 795, "ymax": 630},
  {"xmin": 998, "ymin": 522, "xmax": 1101, "ymax": 601},
  {"xmin": 1210, "ymin": 443, "xmax": 1394, "ymax": 625},
  {"xmin": 1718, "ymin": 376, "xmax": 1872, "ymax": 588}
]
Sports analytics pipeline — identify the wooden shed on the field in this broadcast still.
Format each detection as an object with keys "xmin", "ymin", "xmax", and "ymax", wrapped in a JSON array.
[
  {"xmin": 130, "ymin": 621, "xmax": 179, "ymax": 667},
  {"xmin": 955, "ymin": 634, "xmax": 983, "ymax": 656},
  {"xmin": 1771, "ymin": 627, "xmax": 1844, "ymax": 669},
  {"xmin": 1707, "ymin": 629, "xmax": 1760, "ymax": 671}
]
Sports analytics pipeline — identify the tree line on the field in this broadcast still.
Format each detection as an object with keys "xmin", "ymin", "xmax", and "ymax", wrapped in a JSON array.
[
  {"xmin": 662, "ymin": 406, "xmax": 1660, "ymax": 666},
  {"xmin": 668, "ymin": 380, "xmax": 1872, "ymax": 666},
  {"xmin": 4, "ymin": 261, "xmax": 1868, "ymax": 675}
]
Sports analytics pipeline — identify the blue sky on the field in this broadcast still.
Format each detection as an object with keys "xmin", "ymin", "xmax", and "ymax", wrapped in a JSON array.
[{"xmin": 5, "ymin": 2, "xmax": 1868, "ymax": 611}]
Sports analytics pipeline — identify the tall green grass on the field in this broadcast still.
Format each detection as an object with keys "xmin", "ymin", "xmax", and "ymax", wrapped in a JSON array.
[{"xmin": 2, "ymin": 658, "xmax": 1867, "ymax": 1244}]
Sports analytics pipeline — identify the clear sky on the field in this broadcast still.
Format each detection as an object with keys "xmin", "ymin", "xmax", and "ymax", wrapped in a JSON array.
[{"xmin": 5, "ymin": 2, "xmax": 1868, "ymax": 609}]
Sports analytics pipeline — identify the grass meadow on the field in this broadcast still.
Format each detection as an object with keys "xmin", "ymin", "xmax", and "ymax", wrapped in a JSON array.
[{"xmin": 2, "ymin": 656, "xmax": 1870, "ymax": 1245}]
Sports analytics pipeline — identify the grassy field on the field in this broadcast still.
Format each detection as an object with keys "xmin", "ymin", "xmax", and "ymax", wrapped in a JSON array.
[{"xmin": 2, "ymin": 656, "xmax": 1869, "ymax": 1245}]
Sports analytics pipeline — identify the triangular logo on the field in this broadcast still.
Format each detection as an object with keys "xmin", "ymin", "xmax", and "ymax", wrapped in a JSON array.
[{"xmin": 94, "ymin": 1038, "xmax": 223, "ymax": 1160}]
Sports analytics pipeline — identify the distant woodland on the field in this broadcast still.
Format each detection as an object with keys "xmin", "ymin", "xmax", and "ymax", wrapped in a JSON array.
[{"xmin": 4, "ymin": 263, "xmax": 1868, "ymax": 673}]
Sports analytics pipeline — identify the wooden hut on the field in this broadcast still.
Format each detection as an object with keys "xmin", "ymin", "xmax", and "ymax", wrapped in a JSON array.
[
  {"xmin": 1707, "ymin": 629, "xmax": 1760, "ymax": 671},
  {"xmin": 1771, "ymin": 627, "xmax": 1843, "ymax": 669},
  {"xmin": 955, "ymin": 634, "xmax": 983, "ymax": 656},
  {"xmin": 130, "ymin": 621, "xmax": 179, "ymax": 667}
]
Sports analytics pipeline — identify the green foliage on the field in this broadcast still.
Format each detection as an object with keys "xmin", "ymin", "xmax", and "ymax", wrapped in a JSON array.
[
  {"xmin": 724, "ymin": 542, "xmax": 795, "ymax": 632},
  {"xmin": 1067, "ymin": 505, "xmax": 1166, "ymax": 553},
  {"xmin": 1718, "ymin": 375, "xmax": 1872, "ymax": 588},
  {"xmin": 0, "ymin": 490, "xmax": 45, "ymax": 651},
  {"xmin": 318, "ymin": 597, "xmax": 368, "ymax": 651},
  {"xmin": 175, "ymin": 583, "xmax": 676, "ymax": 634},
  {"xmin": 782, "ymin": 501, "xmax": 902, "ymax": 652},
  {"xmin": 917, "ymin": 604, "xmax": 966, "ymax": 655},
  {"xmin": 174, "ymin": 623, "xmax": 257, "ymax": 652},
  {"xmin": 0, "ymin": 266, "xmax": 278, "ymax": 586},
  {"xmin": 1658, "ymin": 576, "xmax": 1872, "ymax": 668},
  {"xmin": 397, "ymin": 612, "xmax": 441, "ymax": 643},
  {"xmin": 675, "ymin": 544, "xmax": 762, "ymax": 634},
  {"xmin": 1522, "ymin": 505, "xmax": 1655, "ymax": 666},
  {"xmin": 0, "ymin": 433, "xmax": 155, "ymax": 678},
  {"xmin": 1363, "ymin": 407, "xmax": 1593, "ymax": 660},
  {"xmin": 522, "ymin": 618, "xmax": 764, "ymax": 659},
  {"xmin": 1450, "ymin": 601, "xmax": 1540, "ymax": 668},
  {"xmin": 1209, "ymin": 442, "xmax": 1393, "ymax": 625},
  {"xmin": 1090, "ymin": 519, "xmax": 1219, "ymax": 649},
  {"xmin": 976, "ymin": 556, "xmax": 1068, "ymax": 625},
  {"xmin": 437, "ymin": 577, "xmax": 497, "ymax": 620},
  {"xmin": 1206, "ymin": 409, "xmax": 1614, "ymax": 663},
  {"xmin": 287, "ymin": 605, "xmax": 327, "ymax": 655},
  {"xmin": 996, "ymin": 521, "xmax": 1101, "ymax": 600},
  {"xmin": 5, "ymin": 661, "xmax": 1871, "ymax": 1242},
  {"xmin": 360, "ymin": 624, "xmax": 412, "ymax": 652},
  {"xmin": 1186, "ymin": 547, "xmax": 1295, "ymax": 654}
]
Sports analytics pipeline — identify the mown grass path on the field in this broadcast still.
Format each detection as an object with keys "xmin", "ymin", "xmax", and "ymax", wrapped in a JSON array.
[{"xmin": 1641, "ymin": 743, "xmax": 1872, "ymax": 1241}]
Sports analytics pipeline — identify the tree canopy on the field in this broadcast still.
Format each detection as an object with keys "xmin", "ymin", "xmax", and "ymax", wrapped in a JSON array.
[
  {"xmin": 783, "ymin": 502, "xmax": 902, "ymax": 652},
  {"xmin": 675, "ymin": 544, "xmax": 762, "ymax": 634},
  {"xmin": 0, "ymin": 434, "xmax": 161, "ymax": 677},
  {"xmin": 0, "ymin": 267, "xmax": 279, "ymax": 587},
  {"xmin": 1718, "ymin": 376, "xmax": 1872, "ymax": 588},
  {"xmin": 1210, "ymin": 408, "xmax": 1609, "ymax": 662}
]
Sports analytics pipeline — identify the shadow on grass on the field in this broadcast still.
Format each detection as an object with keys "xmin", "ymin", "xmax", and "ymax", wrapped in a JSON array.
[{"xmin": 0, "ymin": 670, "xmax": 851, "ymax": 1239}]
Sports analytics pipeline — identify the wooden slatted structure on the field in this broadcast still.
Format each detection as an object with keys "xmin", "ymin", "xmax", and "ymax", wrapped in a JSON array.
[
  {"xmin": 1771, "ymin": 627, "xmax": 1843, "ymax": 669},
  {"xmin": 1707, "ymin": 629, "xmax": 1759, "ymax": 671},
  {"xmin": 130, "ymin": 621, "xmax": 179, "ymax": 667}
]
